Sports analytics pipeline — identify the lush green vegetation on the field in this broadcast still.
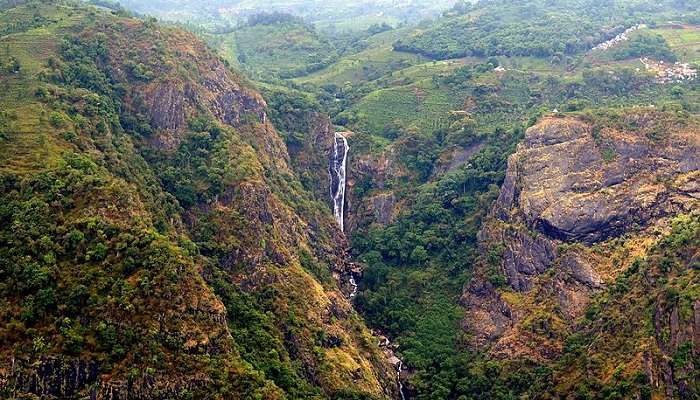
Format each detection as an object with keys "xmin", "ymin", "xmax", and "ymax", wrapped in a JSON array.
[
  {"xmin": 609, "ymin": 31, "xmax": 677, "ymax": 62},
  {"xmin": 394, "ymin": 0, "xmax": 697, "ymax": 61},
  {"xmin": 226, "ymin": 15, "xmax": 338, "ymax": 79},
  {"xmin": 0, "ymin": 6, "xmax": 276, "ymax": 395},
  {"xmin": 0, "ymin": 1, "xmax": 394, "ymax": 398},
  {"xmin": 2, "ymin": 0, "xmax": 700, "ymax": 398},
  {"xmin": 652, "ymin": 25, "xmax": 700, "ymax": 64},
  {"xmin": 352, "ymin": 129, "xmax": 517, "ymax": 363},
  {"xmin": 294, "ymin": 28, "xmax": 428, "ymax": 87}
]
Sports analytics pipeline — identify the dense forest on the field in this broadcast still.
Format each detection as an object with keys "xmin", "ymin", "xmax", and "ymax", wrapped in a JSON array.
[
  {"xmin": 394, "ymin": 0, "xmax": 700, "ymax": 60},
  {"xmin": 1, "ymin": 0, "xmax": 699, "ymax": 399}
]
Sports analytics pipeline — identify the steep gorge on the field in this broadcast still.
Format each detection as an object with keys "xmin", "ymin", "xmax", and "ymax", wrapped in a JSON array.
[{"xmin": 2, "ymin": 1, "xmax": 700, "ymax": 399}]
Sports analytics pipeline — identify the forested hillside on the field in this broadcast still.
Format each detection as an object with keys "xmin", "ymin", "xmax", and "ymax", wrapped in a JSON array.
[
  {"xmin": 0, "ymin": 1, "xmax": 398, "ymax": 398},
  {"xmin": 394, "ymin": 0, "xmax": 700, "ymax": 60},
  {"xmin": 0, "ymin": 0, "xmax": 699, "ymax": 399}
]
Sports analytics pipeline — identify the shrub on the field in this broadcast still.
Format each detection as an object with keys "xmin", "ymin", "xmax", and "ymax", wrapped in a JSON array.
[{"xmin": 49, "ymin": 111, "xmax": 70, "ymax": 128}]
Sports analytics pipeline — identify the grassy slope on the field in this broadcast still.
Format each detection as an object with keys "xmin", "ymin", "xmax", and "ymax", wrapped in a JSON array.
[
  {"xmin": 653, "ymin": 25, "xmax": 700, "ymax": 64},
  {"xmin": 213, "ymin": 21, "xmax": 337, "ymax": 80},
  {"xmin": 347, "ymin": 78, "xmax": 458, "ymax": 135},
  {"xmin": 0, "ymin": 3, "xmax": 80, "ymax": 173},
  {"xmin": 295, "ymin": 28, "xmax": 429, "ymax": 87}
]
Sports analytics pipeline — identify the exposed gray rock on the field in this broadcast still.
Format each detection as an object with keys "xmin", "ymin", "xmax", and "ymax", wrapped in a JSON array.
[
  {"xmin": 433, "ymin": 141, "xmax": 486, "ymax": 175},
  {"xmin": 559, "ymin": 252, "xmax": 603, "ymax": 288},
  {"xmin": 494, "ymin": 117, "xmax": 699, "ymax": 244},
  {"xmin": 461, "ymin": 280, "xmax": 514, "ymax": 346},
  {"xmin": 370, "ymin": 192, "xmax": 396, "ymax": 226},
  {"xmin": 478, "ymin": 223, "xmax": 557, "ymax": 292},
  {"xmin": 147, "ymin": 82, "xmax": 186, "ymax": 132},
  {"xmin": 346, "ymin": 148, "xmax": 404, "ymax": 233},
  {"xmin": 464, "ymin": 113, "xmax": 700, "ymax": 358}
]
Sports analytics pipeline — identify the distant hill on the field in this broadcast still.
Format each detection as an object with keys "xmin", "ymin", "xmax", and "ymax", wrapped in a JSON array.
[
  {"xmin": 395, "ymin": 0, "xmax": 700, "ymax": 59},
  {"xmin": 118, "ymin": 0, "xmax": 458, "ymax": 30},
  {"xmin": 212, "ymin": 14, "xmax": 339, "ymax": 79}
]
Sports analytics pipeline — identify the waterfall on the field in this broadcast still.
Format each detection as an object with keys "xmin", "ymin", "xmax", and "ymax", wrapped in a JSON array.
[
  {"xmin": 329, "ymin": 132, "xmax": 349, "ymax": 232},
  {"xmin": 349, "ymin": 273, "xmax": 358, "ymax": 299},
  {"xmin": 378, "ymin": 335, "xmax": 407, "ymax": 400},
  {"xmin": 397, "ymin": 361, "xmax": 406, "ymax": 400}
]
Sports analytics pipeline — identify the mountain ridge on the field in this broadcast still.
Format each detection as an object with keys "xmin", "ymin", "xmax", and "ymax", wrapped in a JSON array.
[{"xmin": 0, "ymin": 1, "xmax": 398, "ymax": 398}]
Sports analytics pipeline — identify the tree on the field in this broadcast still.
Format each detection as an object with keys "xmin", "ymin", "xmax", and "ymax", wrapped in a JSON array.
[
  {"xmin": 8, "ymin": 56, "xmax": 20, "ymax": 73},
  {"xmin": 411, "ymin": 245, "xmax": 429, "ymax": 263},
  {"xmin": 670, "ymin": 86, "xmax": 685, "ymax": 99}
]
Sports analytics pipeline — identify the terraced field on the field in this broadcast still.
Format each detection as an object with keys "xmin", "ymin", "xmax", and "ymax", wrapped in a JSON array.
[
  {"xmin": 343, "ymin": 78, "xmax": 458, "ymax": 135},
  {"xmin": 653, "ymin": 24, "xmax": 700, "ymax": 63},
  {"xmin": 295, "ymin": 29, "xmax": 428, "ymax": 86},
  {"xmin": 0, "ymin": 5, "xmax": 81, "ymax": 173}
]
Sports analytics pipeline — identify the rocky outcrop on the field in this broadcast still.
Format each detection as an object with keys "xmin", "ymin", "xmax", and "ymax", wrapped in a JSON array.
[
  {"xmin": 346, "ymin": 148, "xmax": 405, "ymax": 233},
  {"xmin": 92, "ymin": 19, "xmax": 289, "ymax": 171},
  {"xmin": 477, "ymin": 223, "xmax": 558, "ymax": 292},
  {"xmin": 461, "ymin": 280, "xmax": 514, "ymax": 347},
  {"xmin": 4, "ymin": 357, "xmax": 210, "ymax": 400},
  {"xmin": 433, "ymin": 141, "xmax": 486, "ymax": 175},
  {"xmin": 6, "ymin": 358, "xmax": 99, "ymax": 399},
  {"xmin": 369, "ymin": 192, "xmax": 397, "ymax": 225},
  {"xmin": 464, "ymin": 112, "xmax": 700, "ymax": 360},
  {"xmin": 493, "ymin": 116, "xmax": 699, "ymax": 244},
  {"xmin": 652, "ymin": 298, "xmax": 700, "ymax": 398},
  {"xmin": 147, "ymin": 82, "xmax": 186, "ymax": 132},
  {"xmin": 283, "ymin": 112, "xmax": 337, "ymax": 202}
]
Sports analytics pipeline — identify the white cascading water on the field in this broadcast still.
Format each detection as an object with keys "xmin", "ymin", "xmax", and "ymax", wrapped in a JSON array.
[
  {"xmin": 329, "ymin": 132, "xmax": 349, "ymax": 232},
  {"xmin": 349, "ymin": 273, "xmax": 358, "ymax": 299},
  {"xmin": 397, "ymin": 361, "xmax": 406, "ymax": 400}
]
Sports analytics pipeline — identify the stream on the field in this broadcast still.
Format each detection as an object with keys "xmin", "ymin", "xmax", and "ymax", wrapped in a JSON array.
[{"xmin": 329, "ymin": 131, "xmax": 406, "ymax": 399}]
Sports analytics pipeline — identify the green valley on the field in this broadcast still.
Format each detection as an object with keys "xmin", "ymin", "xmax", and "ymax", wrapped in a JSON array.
[{"xmin": 1, "ymin": 0, "xmax": 699, "ymax": 399}]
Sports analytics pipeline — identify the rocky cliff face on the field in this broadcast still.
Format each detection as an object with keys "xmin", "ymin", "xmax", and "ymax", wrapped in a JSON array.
[
  {"xmin": 463, "ymin": 111, "xmax": 699, "ymax": 396},
  {"xmin": 346, "ymin": 147, "xmax": 405, "ymax": 233},
  {"xmin": 285, "ymin": 111, "xmax": 338, "ymax": 204},
  {"xmin": 94, "ymin": 19, "xmax": 289, "ymax": 173},
  {"xmin": 493, "ymin": 115, "xmax": 698, "ymax": 244}
]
